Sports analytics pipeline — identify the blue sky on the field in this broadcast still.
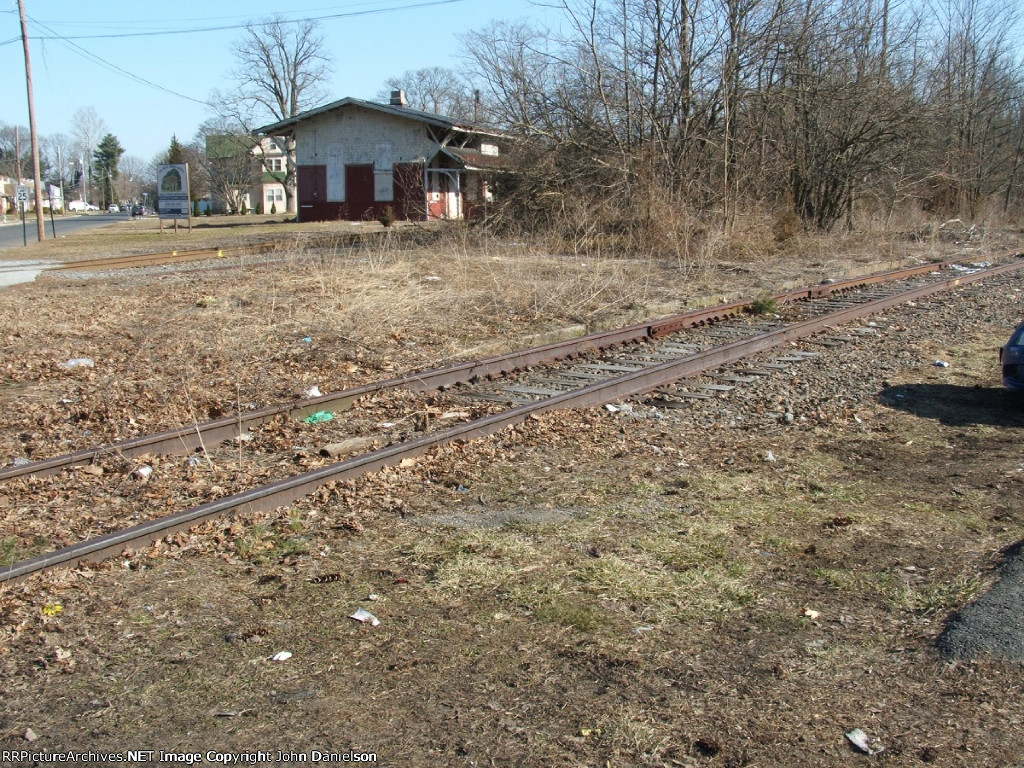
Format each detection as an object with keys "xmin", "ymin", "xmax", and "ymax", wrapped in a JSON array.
[{"xmin": 2, "ymin": 0, "xmax": 557, "ymax": 163}]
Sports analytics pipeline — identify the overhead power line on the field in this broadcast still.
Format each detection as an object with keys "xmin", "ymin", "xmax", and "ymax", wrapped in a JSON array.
[
  {"xmin": 4, "ymin": 0, "xmax": 468, "ymax": 41},
  {"xmin": 25, "ymin": 14, "xmax": 212, "ymax": 106},
  {"xmin": 2, "ymin": 0, "xmax": 471, "ymax": 111}
]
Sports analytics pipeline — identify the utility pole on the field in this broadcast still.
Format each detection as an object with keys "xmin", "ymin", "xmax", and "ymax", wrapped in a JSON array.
[
  {"xmin": 57, "ymin": 144, "xmax": 65, "ymax": 215},
  {"xmin": 15, "ymin": 126, "xmax": 23, "ymax": 181},
  {"xmin": 18, "ymin": 0, "xmax": 46, "ymax": 242}
]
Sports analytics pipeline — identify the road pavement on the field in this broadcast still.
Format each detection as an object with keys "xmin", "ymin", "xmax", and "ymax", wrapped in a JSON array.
[
  {"xmin": 0, "ymin": 212, "xmax": 130, "ymax": 251},
  {"xmin": 938, "ymin": 541, "xmax": 1024, "ymax": 661}
]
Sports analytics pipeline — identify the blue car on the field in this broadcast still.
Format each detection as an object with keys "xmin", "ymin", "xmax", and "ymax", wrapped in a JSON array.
[{"xmin": 1000, "ymin": 320, "xmax": 1024, "ymax": 391}]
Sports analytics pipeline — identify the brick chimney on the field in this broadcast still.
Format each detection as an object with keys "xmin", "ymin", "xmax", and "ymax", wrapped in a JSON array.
[{"xmin": 390, "ymin": 90, "xmax": 407, "ymax": 107}]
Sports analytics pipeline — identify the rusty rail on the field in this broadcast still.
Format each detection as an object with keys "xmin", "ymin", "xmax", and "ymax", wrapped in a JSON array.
[
  {"xmin": 2, "ymin": 258, "xmax": 1020, "ymax": 584},
  {"xmin": 0, "ymin": 259, "xmax": 977, "ymax": 483},
  {"xmin": 46, "ymin": 243, "xmax": 271, "ymax": 271},
  {"xmin": 44, "ymin": 225, "xmax": 441, "ymax": 273}
]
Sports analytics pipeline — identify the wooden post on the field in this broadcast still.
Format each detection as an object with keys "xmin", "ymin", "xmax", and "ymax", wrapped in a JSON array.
[{"xmin": 17, "ymin": 0, "xmax": 46, "ymax": 242}]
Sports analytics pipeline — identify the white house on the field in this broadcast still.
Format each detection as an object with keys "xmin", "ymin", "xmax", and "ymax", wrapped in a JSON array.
[
  {"xmin": 205, "ymin": 135, "xmax": 288, "ymax": 214},
  {"xmin": 0, "ymin": 176, "xmax": 63, "ymax": 213},
  {"xmin": 256, "ymin": 91, "xmax": 509, "ymax": 222}
]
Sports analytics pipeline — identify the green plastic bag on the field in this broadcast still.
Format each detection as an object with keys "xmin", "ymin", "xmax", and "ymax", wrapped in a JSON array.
[{"xmin": 303, "ymin": 410, "xmax": 335, "ymax": 424}]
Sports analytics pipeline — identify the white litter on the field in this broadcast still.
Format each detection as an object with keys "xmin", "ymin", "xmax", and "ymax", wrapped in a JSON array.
[
  {"xmin": 271, "ymin": 651, "xmax": 293, "ymax": 662},
  {"xmin": 133, "ymin": 465, "xmax": 153, "ymax": 480},
  {"xmin": 845, "ymin": 728, "xmax": 884, "ymax": 755},
  {"xmin": 304, "ymin": 385, "xmax": 322, "ymax": 398},
  {"xmin": 59, "ymin": 358, "xmax": 94, "ymax": 370},
  {"xmin": 349, "ymin": 608, "xmax": 380, "ymax": 626}
]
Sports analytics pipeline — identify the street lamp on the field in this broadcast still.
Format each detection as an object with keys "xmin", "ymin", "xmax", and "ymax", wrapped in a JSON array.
[
  {"xmin": 78, "ymin": 157, "xmax": 86, "ymax": 204},
  {"xmin": 56, "ymin": 145, "xmax": 66, "ymax": 215}
]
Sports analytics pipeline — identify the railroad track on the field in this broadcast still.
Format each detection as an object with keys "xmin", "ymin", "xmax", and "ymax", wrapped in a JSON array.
[
  {"xmin": 44, "ymin": 225, "xmax": 437, "ymax": 272},
  {"xmin": 46, "ymin": 242, "xmax": 279, "ymax": 272},
  {"xmin": 2, "ymin": 257, "xmax": 1021, "ymax": 583}
]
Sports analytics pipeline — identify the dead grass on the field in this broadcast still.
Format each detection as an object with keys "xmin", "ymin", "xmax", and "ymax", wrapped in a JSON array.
[
  {"xmin": 6, "ymin": 379, "xmax": 1022, "ymax": 763},
  {"xmin": 1, "ymin": 220, "xmax": 1023, "ymax": 763}
]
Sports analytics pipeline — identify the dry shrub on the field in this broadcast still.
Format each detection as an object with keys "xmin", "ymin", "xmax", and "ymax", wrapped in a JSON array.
[
  {"xmin": 295, "ymin": 226, "xmax": 659, "ymax": 339},
  {"xmin": 772, "ymin": 210, "xmax": 800, "ymax": 243},
  {"xmin": 482, "ymin": 161, "xmax": 768, "ymax": 292}
]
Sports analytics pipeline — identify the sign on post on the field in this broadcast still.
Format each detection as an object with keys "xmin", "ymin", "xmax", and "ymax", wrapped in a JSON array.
[
  {"xmin": 16, "ymin": 185, "xmax": 29, "ymax": 246},
  {"xmin": 156, "ymin": 164, "xmax": 192, "ymax": 232}
]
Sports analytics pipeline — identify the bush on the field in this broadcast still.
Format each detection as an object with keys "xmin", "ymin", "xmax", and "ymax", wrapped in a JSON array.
[
  {"xmin": 270, "ymin": 202, "xmax": 277, "ymax": 215},
  {"xmin": 772, "ymin": 210, "xmax": 799, "ymax": 243},
  {"xmin": 240, "ymin": 200, "xmax": 248, "ymax": 215},
  {"xmin": 256, "ymin": 201, "xmax": 264, "ymax": 215},
  {"xmin": 192, "ymin": 200, "xmax": 200, "ymax": 217},
  {"xmin": 747, "ymin": 295, "xmax": 779, "ymax": 315}
]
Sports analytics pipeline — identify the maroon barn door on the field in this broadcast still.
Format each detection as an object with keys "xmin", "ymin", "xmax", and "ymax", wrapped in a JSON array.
[
  {"xmin": 298, "ymin": 163, "xmax": 424, "ymax": 221},
  {"xmin": 297, "ymin": 165, "xmax": 326, "ymax": 221},
  {"xmin": 345, "ymin": 165, "xmax": 374, "ymax": 219}
]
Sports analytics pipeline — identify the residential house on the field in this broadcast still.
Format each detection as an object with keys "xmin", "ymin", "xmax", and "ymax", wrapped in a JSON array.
[
  {"xmin": 205, "ymin": 135, "xmax": 287, "ymax": 214},
  {"xmin": 256, "ymin": 91, "xmax": 509, "ymax": 222},
  {"xmin": 0, "ymin": 176, "xmax": 11, "ymax": 215},
  {"xmin": 0, "ymin": 176, "xmax": 63, "ymax": 213}
]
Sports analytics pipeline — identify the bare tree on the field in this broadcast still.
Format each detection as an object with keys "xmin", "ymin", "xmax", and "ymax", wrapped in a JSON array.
[
  {"xmin": 1004, "ymin": 90, "xmax": 1024, "ymax": 213},
  {"xmin": 462, "ymin": 20, "xmax": 560, "ymax": 137},
  {"xmin": 924, "ymin": 0, "xmax": 1021, "ymax": 217},
  {"xmin": 118, "ymin": 154, "xmax": 148, "ymax": 204},
  {"xmin": 459, "ymin": 0, "xmax": 1023, "ymax": 239},
  {"xmin": 194, "ymin": 117, "xmax": 257, "ymax": 214},
  {"xmin": 0, "ymin": 122, "xmax": 30, "ymax": 180},
  {"xmin": 378, "ymin": 67, "xmax": 477, "ymax": 120},
  {"xmin": 40, "ymin": 132, "xmax": 70, "ymax": 187},
  {"xmin": 70, "ymin": 107, "xmax": 107, "ymax": 205},
  {"xmin": 213, "ymin": 16, "xmax": 332, "ymax": 214}
]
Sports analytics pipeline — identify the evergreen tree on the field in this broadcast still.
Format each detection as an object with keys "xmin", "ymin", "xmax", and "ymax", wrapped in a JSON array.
[
  {"xmin": 167, "ymin": 135, "xmax": 186, "ymax": 164},
  {"xmin": 93, "ymin": 133, "xmax": 125, "ymax": 208}
]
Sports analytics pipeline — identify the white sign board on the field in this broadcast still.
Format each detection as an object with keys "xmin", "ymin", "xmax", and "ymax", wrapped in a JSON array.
[
  {"xmin": 15, "ymin": 185, "xmax": 29, "ymax": 204},
  {"xmin": 156, "ymin": 164, "xmax": 190, "ymax": 219}
]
